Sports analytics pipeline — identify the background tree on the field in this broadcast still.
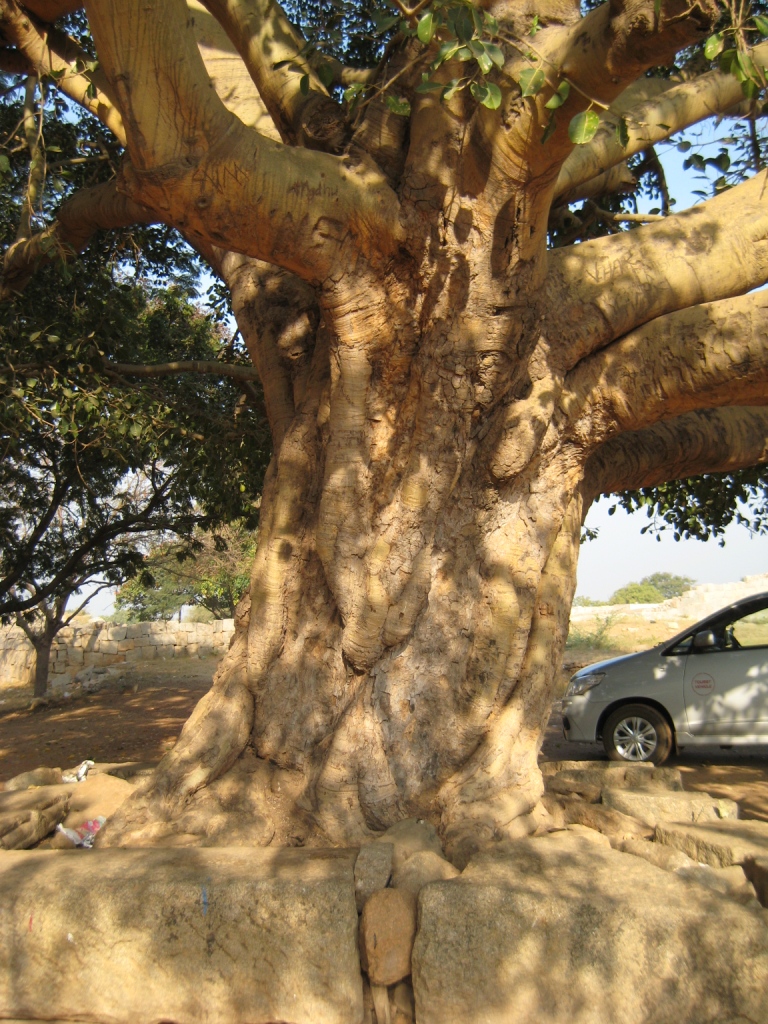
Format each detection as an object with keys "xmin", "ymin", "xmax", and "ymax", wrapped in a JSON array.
[
  {"xmin": 1, "ymin": 0, "xmax": 768, "ymax": 857},
  {"xmin": 0, "ymin": 264, "xmax": 269, "ymax": 694},
  {"xmin": 113, "ymin": 522, "xmax": 257, "ymax": 622}
]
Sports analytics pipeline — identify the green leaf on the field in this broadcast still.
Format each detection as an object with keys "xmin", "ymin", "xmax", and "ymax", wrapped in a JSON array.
[
  {"xmin": 470, "ymin": 41, "xmax": 493, "ymax": 75},
  {"xmin": 456, "ymin": 46, "xmax": 473, "ymax": 62},
  {"xmin": 317, "ymin": 63, "xmax": 334, "ymax": 89},
  {"xmin": 432, "ymin": 41, "xmax": 459, "ymax": 68},
  {"xmin": 518, "ymin": 67, "xmax": 546, "ymax": 97},
  {"xmin": 385, "ymin": 94, "xmax": 411, "ymax": 117},
  {"xmin": 441, "ymin": 79, "xmax": 465, "ymax": 101},
  {"xmin": 85, "ymin": 82, "xmax": 96, "ymax": 101},
  {"xmin": 568, "ymin": 108, "xmax": 600, "ymax": 145},
  {"xmin": 676, "ymin": 140, "xmax": 691, "ymax": 151},
  {"xmin": 615, "ymin": 115, "xmax": 629, "ymax": 147},
  {"xmin": 742, "ymin": 77, "xmax": 760, "ymax": 99},
  {"xmin": 703, "ymin": 33, "xmax": 724, "ymax": 60},
  {"xmin": 483, "ymin": 11, "xmax": 498, "ymax": 34},
  {"xmin": 530, "ymin": 14, "xmax": 540, "ymax": 36},
  {"xmin": 29, "ymin": 331, "xmax": 41, "ymax": 342},
  {"xmin": 755, "ymin": 14, "xmax": 768, "ymax": 36},
  {"xmin": 415, "ymin": 75, "xmax": 443, "ymax": 94},
  {"xmin": 470, "ymin": 81, "xmax": 502, "ymax": 109},
  {"xmin": 417, "ymin": 11, "xmax": 434, "ymax": 45},
  {"xmin": 540, "ymin": 113, "xmax": 557, "ymax": 144},
  {"xmin": 707, "ymin": 150, "xmax": 730, "ymax": 173},
  {"xmin": 484, "ymin": 44, "xmax": 504, "ymax": 68},
  {"xmin": 299, "ymin": 74, "xmax": 310, "ymax": 96},
  {"xmin": 0, "ymin": 155, "xmax": 10, "ymax": 175},
  {"xmin": 544, "ymin": 80, "xmax": 570, "ymax": 110},
  {"xmin": 737, "ymin": 49, "xmax": 758, "ymax": 82},
  {"xmin": 654, "ymin": 0, "xmax": 662, "ymax": 19}
]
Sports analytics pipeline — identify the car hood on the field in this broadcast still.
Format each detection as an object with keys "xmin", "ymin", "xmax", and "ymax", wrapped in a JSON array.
[{"xmin": 571, "ymin": 649, "xmax": 654, "ymax": 677}]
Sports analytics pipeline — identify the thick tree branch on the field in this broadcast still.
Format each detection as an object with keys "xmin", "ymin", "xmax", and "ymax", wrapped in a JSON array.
[
  {"xmin": 0, "ymin": 0, "xmax": 125, "ymax": 142},
  {"xmin": 84, "ymin": 0, "xmax": 404, "ymax": 281},
  {"xmin": 1, "ymin": 181, "xmax": 157, "ymax": 298},
  {"xmin": 563, "ymin": 291, "xmax": 768, "ymax": 450},
  {"xmin": 103, "ymin": 358, "xmax": 260, "ymax": 383},
  {"xmin": 22, "ymin": 1, "xmax": 82, "ymax": 19},
  {"xmin": 584, "ymin": 406, "xmax": 768, "ymax": 500},
  {"xmin": 199, "ymin": 0, "xmax": 341, "ymax": 147},
  {"xmin": 550, "ymin": 170, "xmax": 768, "ymax": 367},
  {"xmin": 556, "ymin": 43, "xmax": 768, "ymax": 201}
]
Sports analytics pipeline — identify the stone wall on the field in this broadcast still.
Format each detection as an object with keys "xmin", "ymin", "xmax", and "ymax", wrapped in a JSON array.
[
  {"xmin": 570, "ymin": 572, "xmax": 768, "ymax": 623},
  {"xmin": 0, "ymin": 618, "xmax": 235, "ymax": 690}
]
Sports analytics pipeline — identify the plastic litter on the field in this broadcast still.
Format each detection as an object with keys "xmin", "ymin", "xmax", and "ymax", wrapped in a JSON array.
[
  {"xmin": 55, "ymin": 816, "xmax": 106, "ymax": 848},
  {"xmin": 61, "ymin": 759, "xmax": 95, "ymax": 784}
]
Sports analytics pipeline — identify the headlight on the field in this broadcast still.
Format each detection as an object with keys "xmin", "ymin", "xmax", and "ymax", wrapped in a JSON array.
[{"xmin": 565, "ymin": 672, "xmax": 605, "ymax": 697}]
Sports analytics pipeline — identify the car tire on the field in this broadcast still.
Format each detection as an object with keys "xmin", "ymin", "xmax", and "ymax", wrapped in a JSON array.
[{"xmin": 602, "ymin": 704, "xmax": 673, "ymax": 765}]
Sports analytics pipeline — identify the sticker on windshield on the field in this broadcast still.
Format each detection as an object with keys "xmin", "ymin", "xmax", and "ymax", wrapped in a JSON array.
[{"xmin": 691, "ymin": 673, "xmax": 715, "ymax": 695}]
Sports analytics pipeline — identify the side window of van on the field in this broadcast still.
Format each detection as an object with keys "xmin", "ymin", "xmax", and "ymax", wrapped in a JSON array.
[{"xmin": 731, "ymin": 607, "xmax": 768, "ymax": 649}]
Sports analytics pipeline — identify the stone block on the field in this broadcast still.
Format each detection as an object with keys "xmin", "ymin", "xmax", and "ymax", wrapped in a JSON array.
[
  {"xmin": 562, "ymin": 800, "xmax": 653, "ymax": 841},
  {"xmin": 376, "ymin": 819, "xmax": 445, "ymax": 872},
  {"xmin": 107, "ymin": 627, "xmax": 127, "ymax": 642},
  {"xmin": 360, "ymin": 887, "xmax": 417, "ymax": 986},
  {"xmin": 618, "ymin": 838, "xmax": 696, "ymax": 872},
  {"xmin": 117, "ymin": 639, "xmax": 135, "ymax": 652},
  {"xmin": 354, "ymin": 842, "xmax": 393, "ymax": 911},
  {"xmin": 125, "ymin": 647, "xmax": 150, "ymax": 662},
  {"xmin": 412, "ymin": 835, "xmax": 768, "ymax": 1024},
  {"xmin": 392, "ymin": 850, "xmax": 460, "ymax": 896},
  {"xmin": 124, "ymin": 623, "xmax": 151, "ymax": 639},
  {"xmin": 655, "ymin": 819, "xmax": 768, "ymax": 868},
  {"xmin": 602, "ymin": 788, "xmax": 738, "ymax": 828},
  {"xmin": 0, "ymin": 847, "xmax": 362, "ymax": 1024},
  {"xmin": 68, "ymin": 648, "xmax": 84, "ymax": 666}
]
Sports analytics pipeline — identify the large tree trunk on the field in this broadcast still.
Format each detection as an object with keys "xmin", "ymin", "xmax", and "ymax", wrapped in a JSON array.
[{"xmin": 101, "ymin": 245, "xmax": 585, "ymax": 858}]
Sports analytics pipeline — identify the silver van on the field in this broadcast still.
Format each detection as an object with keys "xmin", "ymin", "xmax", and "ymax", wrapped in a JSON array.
[{"xmin": 561, "ymin": 592, "xmax": 768, "ymax": 764}]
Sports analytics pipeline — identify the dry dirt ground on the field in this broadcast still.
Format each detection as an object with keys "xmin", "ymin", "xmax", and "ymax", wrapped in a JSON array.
[{"xmin": 0, "ymin": 641, "xmax": 766, "ymax": 822}]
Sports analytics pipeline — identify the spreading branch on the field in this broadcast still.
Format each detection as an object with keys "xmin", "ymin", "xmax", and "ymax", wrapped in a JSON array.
[
  {"xmin": 0, "ymin": 0, "xmax": 125, "ymax": 142},
  {"xmin": 564, "ymin": 291, "xmax": 768, "ymax": 448},
  {"xmin": 550, "ymin": 170, "xmax": 768, "ymax": 368},
  {"xmin": 584, "ymin": 406, "xmax": 768, "ymax": 500},
  {"xmin": 84, "ymin": 0, "xmax": 404, "ymax": 282},
  {"xmin": 556, "ymin": 42, "xmax": 768, "ymax": 201},
  {"xmin": 1, "ymin": 181, "xmax": 157, "ymax": 298}
]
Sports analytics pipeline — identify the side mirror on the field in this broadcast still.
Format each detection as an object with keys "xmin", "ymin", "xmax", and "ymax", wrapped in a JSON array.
[{"xmin": 693, "ymin": 630, "xmax": 718, "ymax": 650}]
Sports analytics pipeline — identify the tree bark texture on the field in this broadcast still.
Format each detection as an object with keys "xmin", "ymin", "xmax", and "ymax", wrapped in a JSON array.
[{"xmin": 5, "ymin": 0, "xmax": 768, "ymax": 854}]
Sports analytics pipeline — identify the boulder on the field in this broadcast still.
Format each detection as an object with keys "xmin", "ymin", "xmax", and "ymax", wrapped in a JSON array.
[
  {"xmin": 412, "ymin": 834, "xmax": 768, "ymax": 1024},
  {"xmin": 355, "ymin": 842, "xmax": 393, "ymax": 911},
  {"xmin": 562, "ymin": 799, "xmax": 653, "ymax": 841},
  {"xmin": 0, "ymin": 847, "xmax": 362, "ymax": 1024},
  {"xmin": 618, "ymin": 838, "xmax": 695, "ymax": 872},
  {"xmin": 392, "ymin": 850, "xmax": 460, "ymax": 896},
  {"xmin": 375, "ymin": 819, "xmax": 444, "ymax": 872},
  {"xmin": 539, "ymin": 761, "xmax": 683, "ymax": 792},
  {"xmin": 360, "ymin": 887, "xmax": 417, "ymax": 986},
  {"xmin": 675, "ymin": 864, "xmax": 758, "ymax": 905},
  {"xmin": 0, "ymin": 794, "xmax": 69, "ymax": 850},
  {"xmin": 655, "ymin": 819, "xmax": 768, "ymax": 868},
  {"xmin": 602, "ymin": 788, "xmax": 738, "ymax": 827},
  {"xmin": 2, "ymin": 766, "xmax": 63, "ymax": 791}
]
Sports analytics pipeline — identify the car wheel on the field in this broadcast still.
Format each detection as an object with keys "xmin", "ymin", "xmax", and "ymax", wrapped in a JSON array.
[{"xmin": 602, "ymin": 704, "xmax": 673, "ymax": 765}]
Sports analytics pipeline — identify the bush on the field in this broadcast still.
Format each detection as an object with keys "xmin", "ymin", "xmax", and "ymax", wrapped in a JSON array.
[
  {"xmin": 609, "ymin": 582, "xmax": 665, "ymax": 605},
  {"xmin": 640, "ymin": 573, "xmax": 695, "ymax": 599},
  {"xmin": 566, "ymin": 613, "xmax": 618, "ymax": 650}
]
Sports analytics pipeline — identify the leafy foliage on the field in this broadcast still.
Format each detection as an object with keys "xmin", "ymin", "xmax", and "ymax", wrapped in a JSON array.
[
  {"xmin": 608, "ymin": 582, "xmax": 665, "ymax": 604},
  {"xmin": 113, "ymin": 523, "xmax": 256, "ymax": 622}
]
